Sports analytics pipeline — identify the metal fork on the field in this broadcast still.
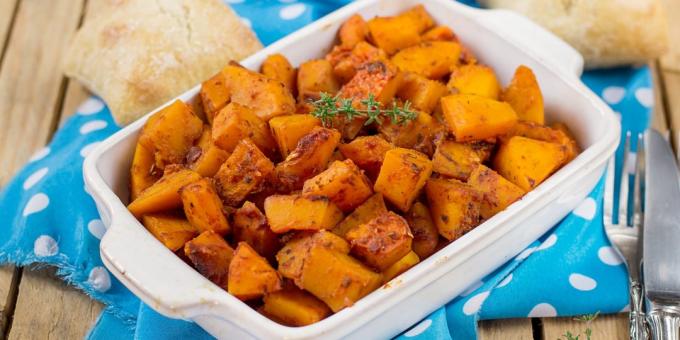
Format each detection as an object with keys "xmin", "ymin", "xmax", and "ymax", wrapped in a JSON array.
[{"xmin": 603, "ymin": 131, "xmax": 647, "ymax": 340}]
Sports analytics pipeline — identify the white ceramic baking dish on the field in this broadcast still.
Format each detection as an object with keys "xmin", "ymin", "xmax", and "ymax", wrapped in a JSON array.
[{"xmin": 83, "ymin": 0, "xmax": 620, "ymax": 338}]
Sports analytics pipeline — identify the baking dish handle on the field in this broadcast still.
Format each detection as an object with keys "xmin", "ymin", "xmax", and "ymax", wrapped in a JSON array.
[{"xmin": 477, "ymin": 9, "xmax": 584, "ymax": 78}]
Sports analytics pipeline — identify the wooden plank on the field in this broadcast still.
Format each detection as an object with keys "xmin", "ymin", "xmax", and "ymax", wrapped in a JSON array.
[
  {"xmin": 542, "ymin": 314, "xmax": 628, "ymax": 340},
  {"xmin": 660, "ymin": 70, "xmax": 680, "ymax": 156},
  {"xmin": 0, "ymin": 266, "xmax": 19, "ymax": 338},
  {"xmin": 650, "ymin": 62, "xmax": 669, "ymax": 134},
  {"xmin": 659, "ymin": 0, "xmax": 680, "ymax": 72},
  {"xmin": 7, "ymin": 267, "xmax": 102, "ymax": 340},
  {"xmin": 0, "ymin": 0, "xmax": 18, "ymax": 60},
  {"xmin": 479, "ymin": 319, "xmax": 534, "ymax": 340}
]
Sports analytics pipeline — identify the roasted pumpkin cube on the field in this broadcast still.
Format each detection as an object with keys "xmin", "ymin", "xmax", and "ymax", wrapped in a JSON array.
[
  {"xmin": 378, "ymin": 111, "xmax": 436, "ymax": 153},
  {"xmin": 422, "ymin": 26, "xmax": 456, "ymax": 42},
  {"xmin": 501, "ymin": 65, "xmax": 544, "ymax": 124},
  {"xmin": 275, "ymin": 127, "xmax": 341, "ymax": 191},
  {"xmin": 448, "ymin": 64, "xmax": 501, "ymax": 100},
  {"xmin": 328, "ymin": 41, "xmax": 388, "ymax": 83},
  {"xmin": 180, "ymin": 178, "xmax": 229, "ymax": 235},
  {"xmin": 214, "ymin": 139, "xmax": 275, "ymax": 206},
  {"xmin": 551, "ymin": 122, "xmax": 580, "ymax": 162},
  {"xmin": 261, "ymin": 53, "xmax": 297, "ymax": 95},
  {"xmin": 212, "ymin": 102, "xmax": 277, "ymax": 156},
  {"xmin": 400, "ymin": 4, "xmax": 435, "ymax": 33},
  {"xmin": 268, "ymin": 115, "xmax": 321, "ymax": 158},
  {"xmin": 367, "ymin": 16, "xmax": 420, "ymax": 55},
  {"xmin": 425, "ymin": 177, "xmax": 482, "ymax": 241},
  {"xmin": 299, "ymin": 246, "xmax": 382, "ymax": 312},
  {"xmin": 493, "ymin": 136, "xmax": 567, "ymax": 191},
  {"xmin": 345, "ymin": 211, "xmax": 413, "ymax": 271},
  {"xmin": 302, "ymin": 160, "xmax": 373, "ymax": 212},
  {"xmin": 297, "ymin": 59, "xmax": 340, "ymax": 101},
  {"xmin": 405, "ymin": 202, "xmax": 439, "ymax": 259},
  {"xmin": 505, "ymin": 121, "xmax": 580, "ymax": 163},
  {"xmin": 397, "ymin": 72, "xmax": 449, "ymax": 113},
  {"xmin": 432, "ymin": 139, "xmax": 493, "ymax": 180},
  {"xmin": 200, "ymin": 72, "xmax": 230, "ymax": 124},
  {"xmin": 264, "ymin": 194, "xmax": 344, "ymax": 233},
  {"xmin": 339, "ymin": 14, "xmax": 368, "ymax": 48},
  {"xmin": 139, "ymin": 100, "xmax": 204, "ymax": 169},
  {"xmin": 440, "ymin": 94, "xmax": 518, "ymax": 142},
  {"xmin": 338, "ymin": 136, "xmax": 394, "ymax": 180},
  {"xmin": 332, "ymin": 193, "xmax": 387, "ymax": 237},
  {"xmin": 128, "ymin": 169, "xmax": 202, "ymax": 217},
  {"xmin": 184, "ymin": 230, "xmax": 234, "ymax": 289},
  {"xmin": 188, "ymin": 128, "xmax": 230, "ymax": 177},
  {"xmin": 374, "ymin": 148, "xmax": 433, "ymax": 212},
  {"xmin": 232, "ymin": 201, "xmax": 280, "ymax": 261},
  {"xmin": 262, "ymin": 287, "xmax": 331, "ymax": 326},
  {"xmin": 383, "ymin": 250, "xmax": 420, "ymax": 282},
  {"xmin": 222, "ymin": 64, "xmax": 296, "ymax": 121},
  {"xmin": 130, "ymin": 142, "xmax": 160, "ymax": 201},
  {"xmin": 468, "ymin": 164, "xmax": 525, "ymax": 219},
  {"xmin": 142, "ymin": 213, "xmax": 198, "ymax": 252},
  {"xmin": 391, "ymin": 41, "xmax": 461, "ymax": 79},
  {"xmin": 277, "ymin": 230, "xmax": 350, "ymax": 285},
  {"xmin": 228, "ymin": 242, "xmax": 282, "ymax": 301}
]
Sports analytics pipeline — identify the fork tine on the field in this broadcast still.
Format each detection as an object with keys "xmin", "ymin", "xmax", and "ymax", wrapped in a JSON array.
[
  {"xmin": 618, "ymin": 132, "xmax": 631, "ymax": 225},
  {"xmin": 603, "ymin": 145, "xmax": 616, "ymax": 226},
  {"xmin": 632, "ymin": 133, "xmax": 644, "ymax": 228}
]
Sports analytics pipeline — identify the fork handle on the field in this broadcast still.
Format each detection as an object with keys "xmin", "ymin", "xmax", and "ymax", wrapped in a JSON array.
[
  {"xmin": 630, "ymin": 280, "xmax": 649, "ymax": 340},
  {"xmin": 647, "ymin": 305, "xmax": 680, "ymax": 340}
]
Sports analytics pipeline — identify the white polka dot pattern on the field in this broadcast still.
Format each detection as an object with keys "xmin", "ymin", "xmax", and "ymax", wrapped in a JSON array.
[
  {"xmin": 34, "ymin": 235, "xmax": 58, "ymax": 257},
  {"xmin": 403, "ymin": 319, "xmax": 432, "ymax": 337},
  {"xmin": 22, "ymin": 193, "xmax": 50, "ymax": 217},
  {"xmin": 279, "ymin": 3, "xmax": 306, "ymax": 20}
]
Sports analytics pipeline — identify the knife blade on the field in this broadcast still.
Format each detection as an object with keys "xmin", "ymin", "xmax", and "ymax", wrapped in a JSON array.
[{"xmin": 644, "ymin": 129, "xmax": 680, "ymax": 340}]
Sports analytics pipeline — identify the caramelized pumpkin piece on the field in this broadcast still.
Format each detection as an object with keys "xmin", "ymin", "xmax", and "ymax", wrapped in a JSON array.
[
  {"xmin": 130, "ymin": 142, "xmax": 160, "ymax": 201},
  {"xmin": 214, "ymin": 139, "xmax": 275, "ymax": 207},
  {"xmin": 142, "ymin": 213, "xmax": 197, "ymax": 252},
  {"xmin": 501, "ymin": 65, "xmax": 544, "ymax": 124},
  {"xmin": 374, "ymin": 148, "xmax": 433, "ymax": 212},
  {"xmin": 399, "ymin": 4, "xmax": 436, "ymax": 33},
  {"xmin": 276, "ymin": 230, "xmax": 350, "ymax": 285},
  {"xmin": 275, "ymin": 127, "xmax": 341, "ymax": 191},
  {"xmin": 504, "ymin": 121, "xmax": 579, "ymax": 163},
  {"xmin": 200, "ymin": 72, "xmax": 230, "ymax": 124},
  {"xmin": 493, "ymin": 136, "xmax": 567, "ymax": 191},
  {"xmin": 302, "ymin": 159, "xmax": 373, "ymax": 212},
  {"xmin": 391, "ymin": 41, "xmax": 461, "ymax": 79},
  {"xmin": 180, "ymin": 178, "xmax": 229, "ymax": 235},
  {"xmin": 405, "ymin": 202, "xmax": 439, "ymax": 259},
  {"xmin": 261, "ymin": 53, "xmax": 297, "ymax": 95},
  {"xmin": 432, "ymin": 139, "xmax": 493, "ymax": 180},
  {"xmin": 262, "ymin": 287, "xmax": 331, "ymax": 326},
  {"xmin": 188, "ymin": 128, "xmax": 230, "ymax": 177},
  {"xmin": 367, "ymin": 5, "xmax": 433, "ymax": 55},
  {"xmin": 184, "ymin": 230, "xmax": 234, "ymax": 289},
  {"xmin": 328, "ymin": 41, "xmax": 388, "ymax": 84},
  {"xmin": 232, "ymin": 201, "xmax": 280, "ymax": 261},
  {"xmin": 228, "ymin": 242, "xmax": 282, "ymax": 301},
  {"xmin": 425, "ymin": 177, "xmax": 482, "ymax": 241},
  {"xmin": 383, "ymin": 250, "xmax": 420, "ymax": 283},
  {"xmin": 332, "ymin": 193, "xmax": 387, "ymax": 237},
  {"xmin": 139, "ymin": 100, "xmax": 204, "ymax": 169},
  {"xmin": 397, "ymin": 72, "xmax": 449, "ymax": 113},
  {"xmin": 378, "ymin": 111, "xmax": 437, "ymax": 154},
  {"xmin": 212, "ymin": 102, "xmax": 277, "ymax": 156},
  {"xmin": 264, "ymin": 194, "xmax": 343, "ymax": 233},
  {"xmin": 268, "ymin": 115, "xmax": 321, "ymax": 159},
  {"xmin": 422, "ymin": 26, "xmax": 456, "ymax": 42},
  {"xmin": 128, "ymin": 169, "xmax": 202, "ymax": 217},
  {"xmin": 345, "ymin": 211, "xmax": 413, "ymax": 271},
  {"xmin": 448, "ymin": 64, "xmax": 501, "ymax": 100},
  {"xmin": 299, "ymin": 246, "xmax": 382, "ymax": 312},
  {"xmin": 468, "ymin": 165, "xmax": 525, "ymax": 219},
  {"xmin": 297, "ymin": 59, "xmax": 340, "ymax": 101},
  {"xmin": 338, "ymin": 14, "xmax": 368, "ymax": 48},
  {"xmin": 440, "ymin": 94, "xmax": 518, "ymax": 142},
  {"xmin": 338, "ymin": 135, "xmax": 394, "ymax": 181},
  {"xmin": 222, "ymin": 64, "xmax": 296, "ymax": 121}
]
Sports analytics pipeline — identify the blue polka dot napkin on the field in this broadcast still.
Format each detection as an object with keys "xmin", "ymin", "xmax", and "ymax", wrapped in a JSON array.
[{"xmin": 0, "ymin": 1, "xmax": 653, "ymax": 339}]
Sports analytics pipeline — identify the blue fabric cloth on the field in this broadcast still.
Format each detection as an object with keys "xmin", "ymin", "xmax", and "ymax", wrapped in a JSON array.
[{"xmin": 0, "ymin": 1, "xmax": 654, "ymax": 339}]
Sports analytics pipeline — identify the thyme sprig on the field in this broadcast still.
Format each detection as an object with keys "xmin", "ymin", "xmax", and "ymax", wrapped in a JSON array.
[{"xmin": 310, "ymin": 92, "xmax": 417, "ymax": 127}]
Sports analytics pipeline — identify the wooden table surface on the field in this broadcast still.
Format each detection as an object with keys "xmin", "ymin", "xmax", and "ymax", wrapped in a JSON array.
[{"xmin": 0, "ymin": 0, "xmax": 678, "ymax": 338}]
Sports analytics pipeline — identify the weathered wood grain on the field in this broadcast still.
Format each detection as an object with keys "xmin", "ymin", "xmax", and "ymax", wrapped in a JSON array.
[
  {"xmin": 542, "ymin": 314, "xmax": 629, "ymax": 340},
  {"xmin": 0, "ymin": 0, "xmax": 18, "ymax": 62},
  {"xmin": 479, "ymin": 319, "xmax": 534, "ymax": 340},
  {"xmin": 660, "ymin": 0, "xmax": 680, "ymax": 72}
]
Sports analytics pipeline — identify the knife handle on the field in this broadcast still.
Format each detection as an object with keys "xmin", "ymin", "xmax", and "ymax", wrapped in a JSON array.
[
  {"xmin": 630, "ymin": 280, "xmax": 649, "ymax": 340},
  {"xmin": 647, "ymin": 306, "xmax": 680, "ymax": 340}
]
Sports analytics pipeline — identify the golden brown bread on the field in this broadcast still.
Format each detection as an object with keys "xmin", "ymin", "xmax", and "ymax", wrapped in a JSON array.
[{"xmin": 63, "ymin": 0, "xmax": 262, "ymax": 126}]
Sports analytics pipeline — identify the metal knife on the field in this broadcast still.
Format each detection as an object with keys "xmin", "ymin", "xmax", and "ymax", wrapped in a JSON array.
[{"xmin": 644, "ymin": 129, "xmax": 680, "ymax": 340}]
